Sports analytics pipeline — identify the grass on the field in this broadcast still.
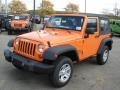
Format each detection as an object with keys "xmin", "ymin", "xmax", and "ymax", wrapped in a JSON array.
[{"xmin": 110, "ymin": 24, "xmax": 120, "ymax": 34}]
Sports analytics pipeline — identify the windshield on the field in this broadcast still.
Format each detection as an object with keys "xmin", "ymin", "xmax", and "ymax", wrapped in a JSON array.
[
  {"xmin": 46, "ymin": 16, "xmax": 84, "ymax": 30},
  {"xmin": 7, "ymin": 16, "xmax": 14, "ymax": 19},
  {"xmin": 13, "ymin": 15, "xmax": 28, "ymax": 20}
]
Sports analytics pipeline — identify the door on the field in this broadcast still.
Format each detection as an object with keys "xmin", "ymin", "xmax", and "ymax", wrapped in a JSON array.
[{"xmin": 81, "ymin": 17, "xmax": 100, "ymax": 60}]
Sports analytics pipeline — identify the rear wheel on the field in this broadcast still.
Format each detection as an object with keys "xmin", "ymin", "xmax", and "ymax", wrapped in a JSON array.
[
  {"xmin": 97, "ymin": 46, "xmax": 109, "ymax": 65},
  {"xmin": 49, "ymin": 56, "xmax": 73, "ymax": 87}
]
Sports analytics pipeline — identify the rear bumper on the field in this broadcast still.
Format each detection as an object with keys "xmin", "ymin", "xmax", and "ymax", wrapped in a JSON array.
[{"xmin": 4, "ymin": 49, "xmax": 54, "ymax": 73}]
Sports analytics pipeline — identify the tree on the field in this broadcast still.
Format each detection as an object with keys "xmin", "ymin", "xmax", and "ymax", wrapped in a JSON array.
[
  {"xmin": 9, "ymin": 0, "xmax": 27, "ymax": 14},
  {"xmin": 65, "ymin": 3, "xmax": 79, "ymax": 13},
  {"xmin": 113, "ymin": 8, "xmax": 120, "ymax": 16},
  {"xmin": 38, "ymin": 0, "xmax": 54, "ymax": 16}
]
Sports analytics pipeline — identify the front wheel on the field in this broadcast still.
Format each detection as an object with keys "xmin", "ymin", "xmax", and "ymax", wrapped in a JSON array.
[
  {"xmin": 49, "ymin": 56, "xmax": 73, "ymax": 88},
  {"xmin": 97, "ymin": 46, "xmax": 109, "ymax": 65}
]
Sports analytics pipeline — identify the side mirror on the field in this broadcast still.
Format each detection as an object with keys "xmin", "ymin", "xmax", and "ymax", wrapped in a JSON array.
[{"xmin": 86, "ymin": 28, "xmax": 96, "ymax": 34}]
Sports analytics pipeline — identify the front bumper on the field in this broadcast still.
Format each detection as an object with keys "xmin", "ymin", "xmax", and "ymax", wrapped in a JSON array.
[
  {"xmin": 10, "ymin": 28, "xmax": 29, "ymax": 31},
  {"xmin": 4, "ymin": 49, "xmax": 54, "ymax": 73}
]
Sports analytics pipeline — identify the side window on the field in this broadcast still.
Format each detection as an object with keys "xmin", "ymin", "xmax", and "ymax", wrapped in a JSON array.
[
  {"xmin": 100, "ymin": 19, "xmax": 109, "ymax": 31},
  {"xmin": 87, "ymin": 18, "xmax": 97, "ymax": 32},
  {"xmin": 49, "ymin": 17, "xmax": 61, "ymax": 26},
  {"xmin": 100, "ymin": 19, "xmax": 110, "ymax": 34}
]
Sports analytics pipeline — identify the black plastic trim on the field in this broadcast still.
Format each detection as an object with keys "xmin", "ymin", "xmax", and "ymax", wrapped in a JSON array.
[
  {"xmin": 4, "ymin": 49, "xmax": 54, "ymax": 73},
  {"xmin": 98, "ymin": 38, "xmax": 113, "ymax": 54},
  {"xmin": 8, "ymin": 39, "xmax": 14, "ymax": 47},
  {"xmin": 43, "ymin": 45, "xmax": 78, "ymax": 60}
]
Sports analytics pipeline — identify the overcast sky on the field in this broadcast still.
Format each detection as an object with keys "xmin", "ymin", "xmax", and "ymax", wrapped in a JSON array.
[{"xmin": 2, "ymin": 0, "xmax": 120, "ymax": 14}]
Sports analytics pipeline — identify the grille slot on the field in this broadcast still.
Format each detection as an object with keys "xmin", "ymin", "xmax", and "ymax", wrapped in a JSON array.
[
  {"xmin": 17, "ymin": 40, "xmax": 36, "ymax": 56},
  {"xmin": 14, "ymin": 24, "xmax": 22, "ymax": 27}
]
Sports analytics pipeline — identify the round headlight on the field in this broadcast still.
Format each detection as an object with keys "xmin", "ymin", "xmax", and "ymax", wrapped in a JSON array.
[
  {"xmin": 15, "ymin": 39, "xmax": 19, "ymax": 45},
  {"xmin": 38, "ymin": 45, "xmax": 44, "ymax": 53},
  {"xmin": 25, "ymin": 24, "xmax": 29, "ymax": 28}
]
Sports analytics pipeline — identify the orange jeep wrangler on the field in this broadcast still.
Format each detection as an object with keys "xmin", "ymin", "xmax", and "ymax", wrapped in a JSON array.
[
  {"xmin": 4, "ymin": 14, "xmax": 113, "ymax": 87},
  {"xmin": 8, "ymin": 14, "xmax": 33, "ymax": 35}
]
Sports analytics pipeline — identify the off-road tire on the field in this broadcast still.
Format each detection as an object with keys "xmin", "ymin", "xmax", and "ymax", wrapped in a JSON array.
[
  {"xmin": 97, "ymin": 46, "xmax": 109, "ymax": 65},
  {"xmin": 49, "ymin": 56, "xmax": 73, "ymax": 88}
]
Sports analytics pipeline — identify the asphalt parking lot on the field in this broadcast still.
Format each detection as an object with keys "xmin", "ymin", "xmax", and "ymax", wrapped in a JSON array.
[{"xmin": 0, "ymin": 30, "xmax": 120, "ymax": 90}]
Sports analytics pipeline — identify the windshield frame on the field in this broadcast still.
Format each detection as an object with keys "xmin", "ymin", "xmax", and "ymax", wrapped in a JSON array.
[{"xmin": 46, "ymin": 15, "xmax": 84, "ymax": 31}]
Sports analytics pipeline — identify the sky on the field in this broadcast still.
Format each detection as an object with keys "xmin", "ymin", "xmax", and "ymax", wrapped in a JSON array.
[{"xmin": 1, "ymin": 0, "xmax": 120, "ymax": 14}]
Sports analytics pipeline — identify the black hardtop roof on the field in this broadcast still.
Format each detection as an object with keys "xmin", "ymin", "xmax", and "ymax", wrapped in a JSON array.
[
  {"xmin": 87, "ymin": 15, "xmax": 109, "ymax": 19},
  {"xmin": 81, "ymin": 13, "xmax": 109, "ymax": 19}
]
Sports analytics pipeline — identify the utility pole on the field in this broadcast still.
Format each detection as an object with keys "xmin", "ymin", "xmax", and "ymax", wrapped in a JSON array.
[
  {"xmin": 85, "ymin": 0, "xmax": 86, "ymax": 13},
  {"xmin": 42, "ymin": 0, "xmax": 44, "ymax": 22},
  {"xmin": 33, "ymin": 0, "xmax": 36, "ymax": 23},
  {"xmin": 5, "ymin": 0, "xmax": 8, "ymax": 16},
  {"xmin": 42, "ymin": 0, "xmax": 44, "ymax": 9}
]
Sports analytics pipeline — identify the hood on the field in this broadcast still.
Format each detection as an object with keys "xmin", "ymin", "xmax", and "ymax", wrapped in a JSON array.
[
  {"xmin": 11, "ymin": 20, "xmax": 29, "ymax": 28},
  {"xmin": 18, "ymin": 28, "xmax": 82, "ymax": 46},
  {"xmin": 11, "ymin": 20, "xmax": 29, "ymax": 25}
]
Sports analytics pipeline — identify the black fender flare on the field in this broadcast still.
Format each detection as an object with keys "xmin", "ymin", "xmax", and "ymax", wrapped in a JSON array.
[
  {"xmin": 8, "ymin": 39, "xmax": 14, "ymax": 47},
  {"xmin": 43, "ymin": 45, "xmax": 78, "ymax": 61},
  {"xmin": 98, "ymin": 38, "xmax": 113, "ymax": 54}
]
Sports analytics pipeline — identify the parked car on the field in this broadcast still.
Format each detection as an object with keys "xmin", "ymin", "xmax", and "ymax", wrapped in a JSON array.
[
  {"xmin": 0, "ymin": 15, "xmax": 3, "ymax": 29},
  {"xmin": 0, "ymin": 14, "xmax": 6, "ymax": 32},
  {"xmin": 3, "ymin": 15, "xmax": 14, "ymax": 31},
  {"xmin": 4, "ymin": 14, "xmax": 113, "ymax": 87},
  {"xmin": 31, "ymin": 15, "xmax": 41, "ymax": 24},
  {"xmin": 110, "ymin": 20, "xmax": 120, "ymax": 34},
  {"xmin": 8, "ymin": 14, "xmax": 33, "ymax": 35}
]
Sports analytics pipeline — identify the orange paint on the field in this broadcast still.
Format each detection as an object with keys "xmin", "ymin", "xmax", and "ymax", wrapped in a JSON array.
[{"xmin": 13, "ymin": 14, "xmax": 112, "ymax": 62}]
